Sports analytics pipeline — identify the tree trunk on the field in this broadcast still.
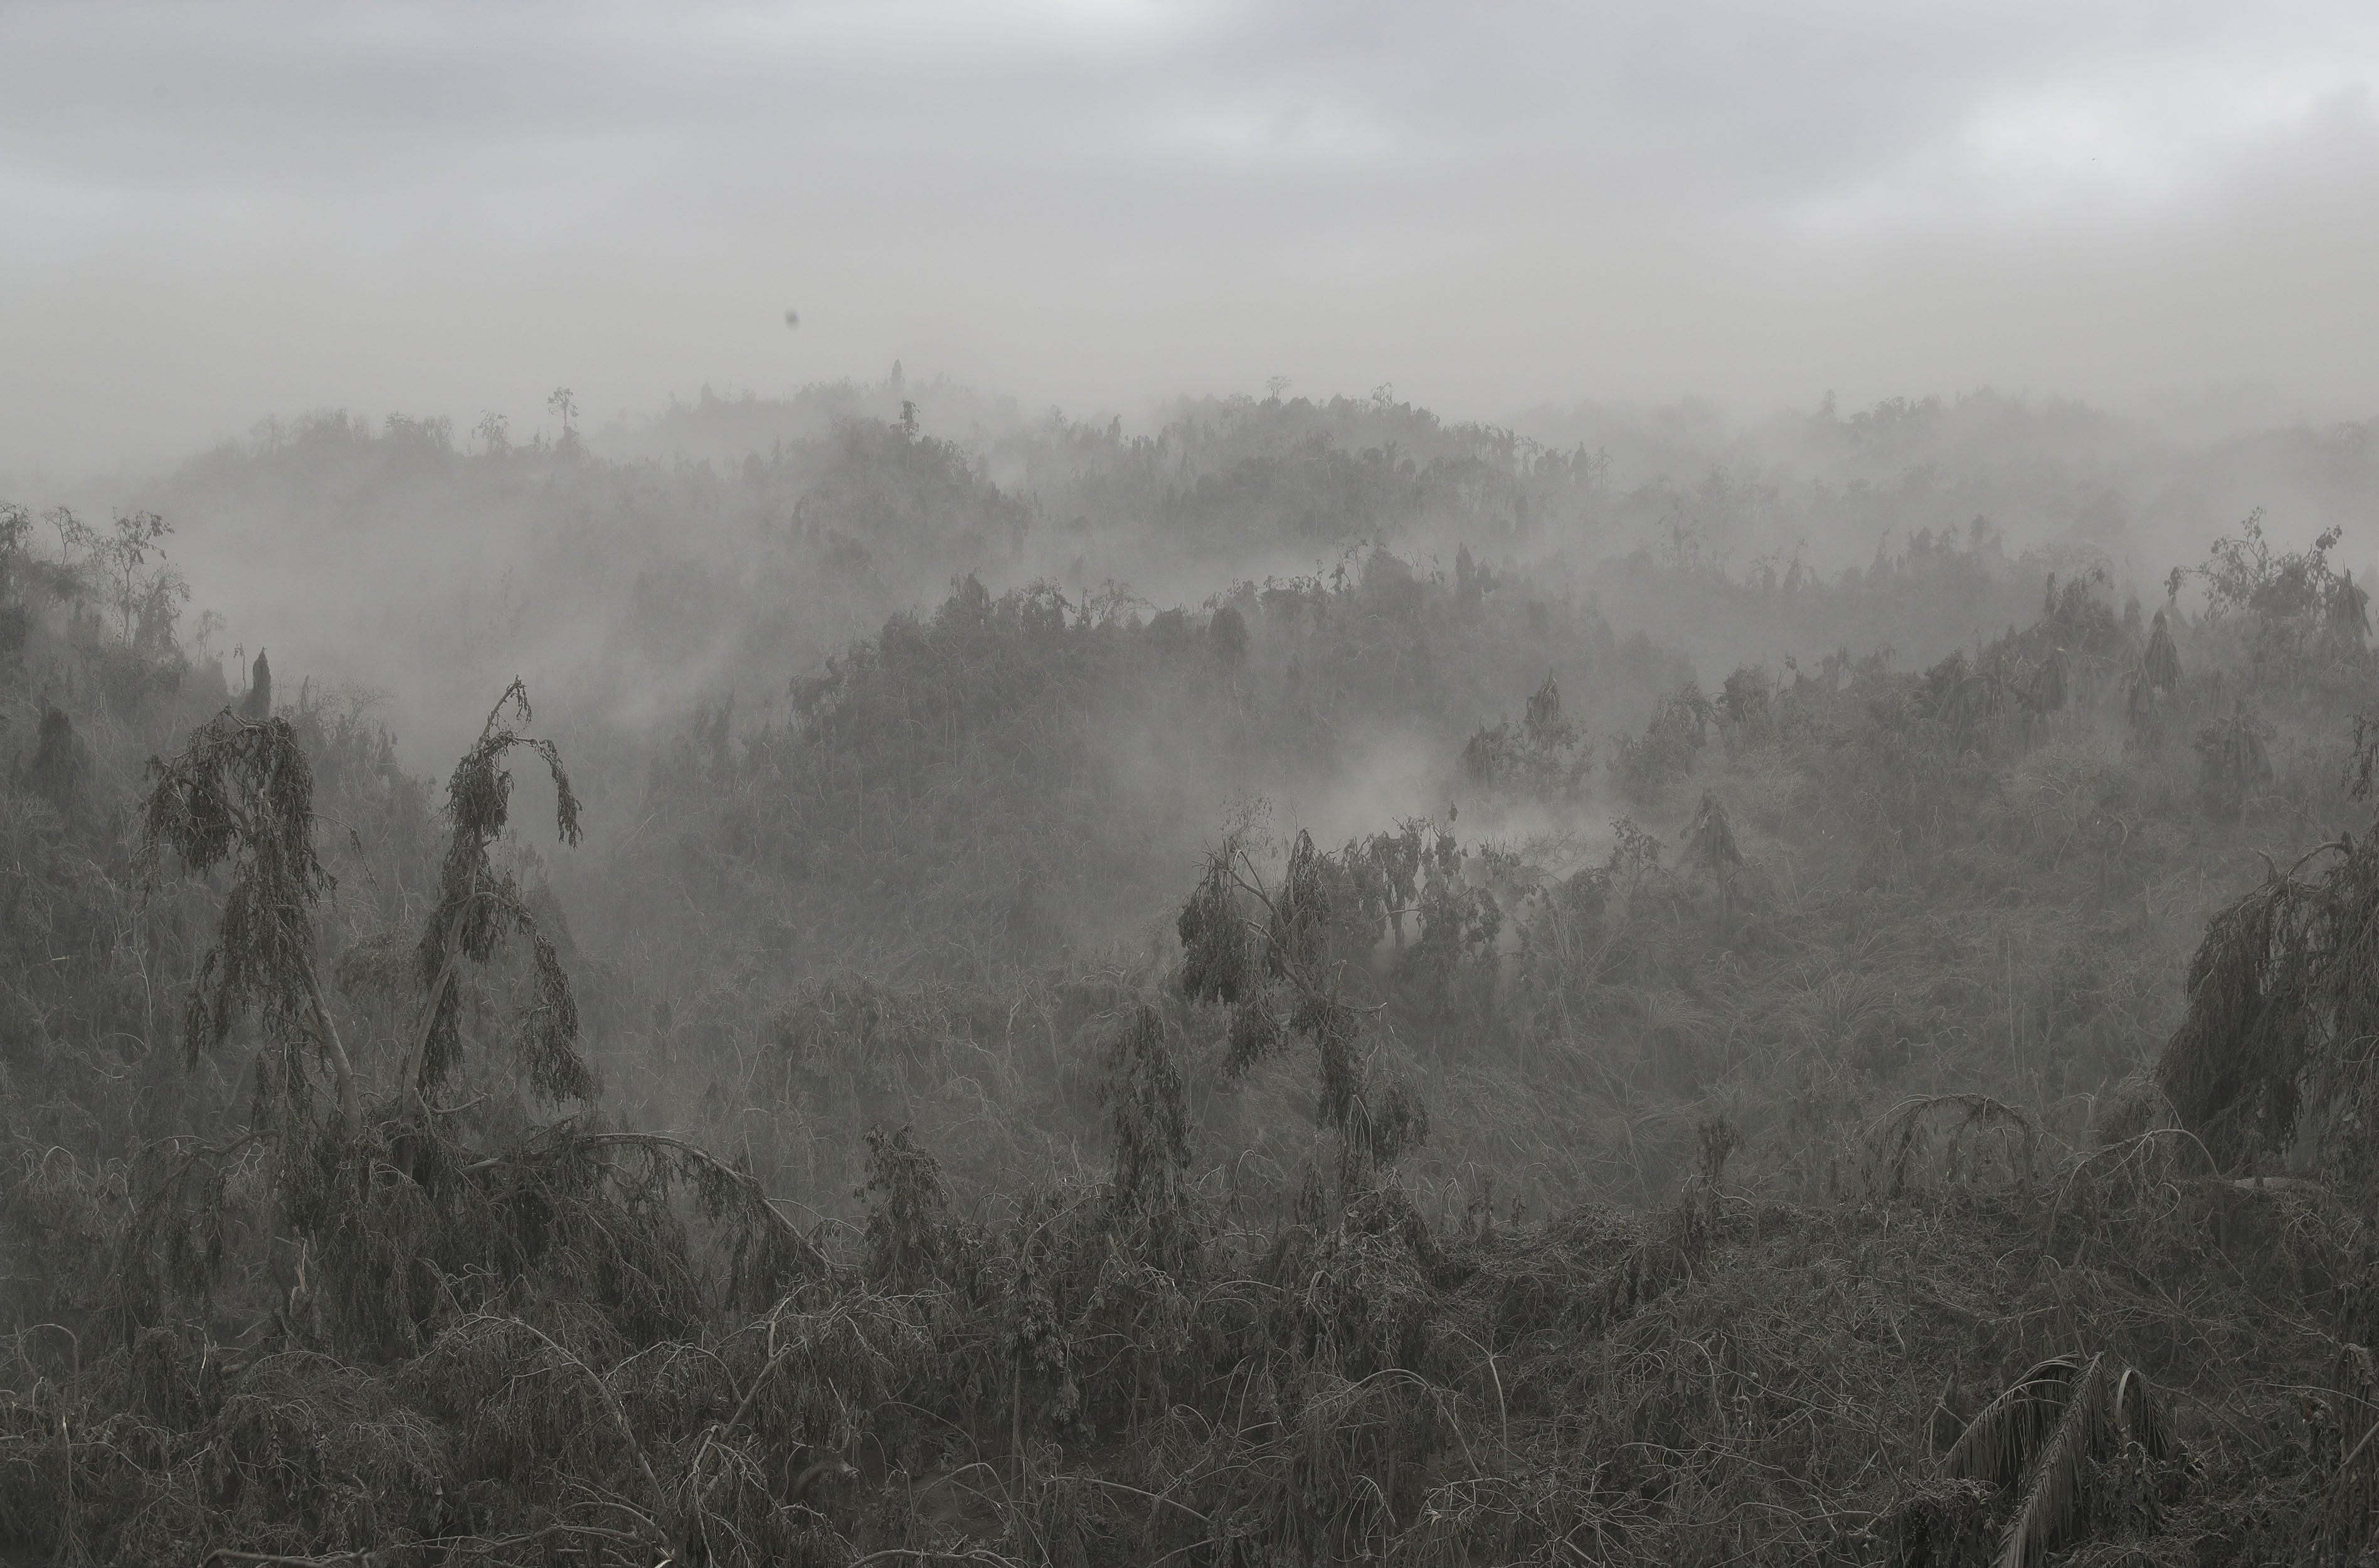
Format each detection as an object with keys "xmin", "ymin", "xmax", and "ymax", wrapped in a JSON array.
[{"xmin": 302, "ymin": 961, "xmax": 359, "ymax": 1125}]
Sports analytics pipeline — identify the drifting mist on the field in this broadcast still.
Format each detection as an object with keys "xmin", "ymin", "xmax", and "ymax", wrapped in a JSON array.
[{"xmin": 10, "ymin": 4, "xmax": 2379, "ymax": 1563}]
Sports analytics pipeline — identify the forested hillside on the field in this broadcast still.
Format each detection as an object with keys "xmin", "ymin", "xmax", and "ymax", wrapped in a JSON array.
[
  {"xmin": 7, "ymin": 388, "xmax": 2379, "ymax": 1565},
  {"xmin": 127, "ymin": 379, "xmax": 2379, "ymax": 759}
]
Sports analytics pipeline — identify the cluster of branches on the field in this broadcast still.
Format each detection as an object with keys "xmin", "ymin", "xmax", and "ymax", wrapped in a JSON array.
[
  {"xmin": 2154, "ymin": 743, "xmax": 2379, "ymax": 1188},
  {"xmin": 0, "ymin": 502, "xmax": 186, "ymax": 651},
  {"xmin": 2173, "ymin": 509, "xmax": 2370, "ymax": 689},
  {"xmin": 1461, "ymin": 674, "xmax": 1590, "ymax": 800},
  {"xmin": 1177, "ymin": 828, "xmax": 1438, "ymax": 1187},
  {"xmin": 123, "ymin": 678, "xmax": 815, "ymax": 1349}
]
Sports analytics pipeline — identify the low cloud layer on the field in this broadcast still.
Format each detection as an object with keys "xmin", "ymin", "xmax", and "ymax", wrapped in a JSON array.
[{"xmin": 7, "ymin": 0, "xmax": 2378, "ymax": 477}]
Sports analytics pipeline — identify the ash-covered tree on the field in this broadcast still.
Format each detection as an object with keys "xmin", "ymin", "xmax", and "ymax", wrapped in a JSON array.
[
  {"xmin": 238, "ymin": 646, "xmax": 271, "ymax": 719},
  {"xmin": 1613, "ymin": 680, "xmax": 1712, "ymax": 807},
  {"xmin": 1178, "ymin": 827, "xmax": 1428, "ymax": 1187},
  {"xmin": 2157, "ymin": 718, "xmax": 2379, "ymax": 1195},
  {"xmin": 405, "ymin": 677, "xmax": 593, "ymax": 1105},
  {"xmin": 2331, "ymin": 568, "xmax": 2371, "ymax": 653},
  {"xmin": 1683, "ymin": 790, "xmax": 1742, "ymax": 934},
  {"xmin": 1717, "ymin": 662, "xmax": 1775, "ymax": 739},
  {"xmin": 2125, "ymin": 609, "xmax": 2186, "ymax": 750},
  {"xmin": 1462, "ymin": 673, "xmax": 1589, "ymax": 800},
  {"xmin": 146, "ymin": 678, "xmax": 595, "ymax": 1130},
  {"xmin": 2143, "ymin": 608, "xmax": 2184, "ymax": 692},
  {"xmin": 1101, "ymin": 1004, "xmax": 1198, "ymax": 1269},
  {"xmin": 2190, "ymin": 511, "xmax": 2371, "ymax": 686},
  {"xmin": 2193, "ymin": 697, "xmax": 2273, "ymax": 822},
  {"xmin": 137, "ymin": 679, "xmax": 817, "ymax": 1358},
  {"xmin": 24, "ymin": 702, "xmax": 92, "ymax": 825},
  {"xmin": 142, "ymin": 707, "xmax": 359, "ymax": 1124},
  {"xmin": 1207, "ymin": 604, "xmax": 1249, "ymax": 667}
]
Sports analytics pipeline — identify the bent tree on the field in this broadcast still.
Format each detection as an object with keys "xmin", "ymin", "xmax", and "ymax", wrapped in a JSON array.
[
  {"xmin": 142, "ymin": 707, "xmax": 359, "ymax": 1124},
  {"xmin": 124, "ymin": 681, "xmax": 831, "ymax": 1563},
  {"xmin": 1178, "ymin": 827, "xmax": 1429, "ymax": 1188},
  {"xmin": 408, "ymin": 677, "xmax": 593, "ymax": 1104},
  {"xmin": 142, "ymin": 678, "xmax": 593, "ymax": 1125},
  {"xmin": 2156, "ymin": 725, "xmax": 2379, "ymax": 1186}
]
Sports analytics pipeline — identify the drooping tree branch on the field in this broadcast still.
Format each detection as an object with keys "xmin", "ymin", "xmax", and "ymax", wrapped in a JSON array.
[
  {"xmin": 410, "ymin": 677, "xmax": 591, "ymax": 1104},
  {"xmin": 142, "ymin": 711, "xmax": 356, "ymax": 1124}
]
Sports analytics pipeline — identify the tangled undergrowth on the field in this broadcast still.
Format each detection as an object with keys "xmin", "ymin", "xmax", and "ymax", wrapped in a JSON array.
[{"xmin": 6, "ymin": 1079, "xmax": 2378, "ymax": 1567}]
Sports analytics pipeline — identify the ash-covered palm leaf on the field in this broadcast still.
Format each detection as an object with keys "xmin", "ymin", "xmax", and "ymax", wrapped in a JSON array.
[
  {"xmin": 1998, "ymin": 1354, "xmax": 2109, "ymax": 1568},
  {"xmin": 2111, "ymin": 1365, "xmax": 2172, "ymax": 1459},
  {"xmin": 1947, "ymin": 1356, "xmax": 2083, "ymax": 1491},
  {"xmin": 1942, "ymin": 1353, "xmax": 2173, "ymax": 1568}
]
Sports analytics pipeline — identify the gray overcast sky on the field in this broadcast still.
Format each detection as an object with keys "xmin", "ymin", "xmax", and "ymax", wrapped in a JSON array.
[{"xmin": 6, "ymin": 0, "xmax": 2378, "ymax": 475}]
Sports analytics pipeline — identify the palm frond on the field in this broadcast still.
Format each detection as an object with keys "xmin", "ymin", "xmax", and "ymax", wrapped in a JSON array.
[
  {"xmin": 1946, "ymin": 1355, "xmax": 2082, "ymax": 1489},
  {"xmin": 2109, "ymin": 1367, "xmax": 2170, "ymax": 1461},
  {"xmin": 1998, "ymin": 1353, "xmax": 2107, "ymax": 1568}
]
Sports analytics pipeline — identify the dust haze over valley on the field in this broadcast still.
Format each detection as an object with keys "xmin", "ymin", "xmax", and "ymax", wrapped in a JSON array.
[{"xmin": 16, "ymin": 4, "xmax": 2379, "ymax": 1566}]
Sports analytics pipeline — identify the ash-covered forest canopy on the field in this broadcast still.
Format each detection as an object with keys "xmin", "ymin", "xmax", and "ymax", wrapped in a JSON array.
[
  {"xmin": 117, "ymin": 378, "xmax": 2379, "ymax": 760},
  {"xmin": 8, "ymin": 380, "xmax": 2379, "ymax": 1565}
]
